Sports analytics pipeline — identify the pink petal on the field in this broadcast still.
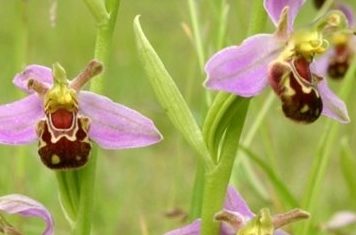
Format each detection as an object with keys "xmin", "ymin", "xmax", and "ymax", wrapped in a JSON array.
[
  {"xmin": 78, "ymin": 91, "xmax": 162, "ymax": 149},
  {"xmin": 324, "ymin": 211, "xmax": 356, "ymax": 230},
  {"xmin": 224, "ymin": 186, "xmax": 254, "ymax": 219},
  {"xmin": 317, "ymin": 79, "xmax": 349, "ymax": 123},
  {"xmin": 204, "ymin": 34, "xmax": 282, "ymax": 97},
  {"xmin": 264, "ymin": 0, "xmax": 305, "ymax": 32},
  {"xmin": 13, "ymin": 65, "xmax": 53, "ymax": 93},
  {"xmin": 275, "ymin": 229, "xmax": 290, "ymax": 235},
  {"xmin": 312, "ymin": 49, "xmax": 335, "ymax": 77},
  {"xmin": 0, "ymin": 94, "xmax": 44, "ymax": 144},
  {"xmin": 0, "ymin": 194, "xmax": 54, "ymax": 235},
  {"xmin": 337, "ymin": 3, "xmax": 355, "ymax": 27},
  {"xmin": 164, "ymin": 219, "xmax": 201, "ymax": 235}
]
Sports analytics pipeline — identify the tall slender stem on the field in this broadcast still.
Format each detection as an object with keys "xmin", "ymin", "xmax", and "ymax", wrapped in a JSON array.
[
  {"xmin": 70, "ymin": 1, "xmax": 121, "ymax": 234},
  {"xmin": 201, "ymin": 98, "xmax": 249, "ymax": 235},
  {"xmin": 188, "ymin": 0, "xmax": 205, "ymax": 71},
  {"xmin": 200, "ymin": 1, "xmax": 266, "ymax": 234}
]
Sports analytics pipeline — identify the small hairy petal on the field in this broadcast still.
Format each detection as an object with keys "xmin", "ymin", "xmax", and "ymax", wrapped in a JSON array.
[
  {"xmin": 205, "ymin": 34, "xmax": 282, "ymax": 97},
  {"xmin": 0, "ymin": 94, "xmax": 44, "ymax": 144},
  {"xmin": 78, "ymin": 91, "xmax": 162, "ymax": 149},
  {"xmin": 164, "ymin": 219, "xmax": 201, "ymax": 235},
  {"xmin": 217, "ymin": 210, "xmax": 246, "ymax": 234},
  {"xmin": 317, "ymin": 79, "xmax": 350, "ymax": 123},
  {"xmin": 264, "ymin": 0, "xmax": 305, "ymax": 32},
  {"xmin": 13, "ymin": 65, "xmax": 53, "ymax": 93},
  {"xmin": 0, "ymin": 194, "xmax": 54, "ymax": 235},
  {"xmin": 224, "ymin": 186, "xmax": 254, "ymax": 219}
]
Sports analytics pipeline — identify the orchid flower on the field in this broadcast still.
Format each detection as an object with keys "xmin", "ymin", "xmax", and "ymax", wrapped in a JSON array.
[
  {"xmin": 0, "ymin": 194, "xmax": 54, "ymax": 235},
  {"xmin": 0, "ymin": 60, "xmax": 162, "ymax": 169},
  {"xmin": 314, "ymin": 2, "xmax": 356, "ymax": 79},
  {"xmin": 165, "ymin": 186, "xmax": 309, "ymax": 235},
  {"xmin": 205, "ymin": 0, "xmax": 350, "ymax": 123}
]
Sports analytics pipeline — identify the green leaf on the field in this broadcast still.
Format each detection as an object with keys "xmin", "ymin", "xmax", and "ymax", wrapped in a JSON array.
[
  {"xmin": 133, "ymin": 16, "xmax": 214, "ymax": 170},
  {"xmin": 202, "ymin": 93, "xmax": 247, "ymax": 160},
  {"xmin": 239, "ymin": 145, "xmax": 299, "ymax": 208},
  {"xmin": 55, "ymin": 172, "xmax": 77, "ymax": 225},
  {"xmin": 200, "ymin": 99, "xmax": 249, "ymax": 235}
]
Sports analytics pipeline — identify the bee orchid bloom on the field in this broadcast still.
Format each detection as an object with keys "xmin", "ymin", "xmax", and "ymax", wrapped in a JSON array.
[
  {"xmin": 205, "ymin": 0, "xmax": 350, "ymax": 123},
  {"xmin": 314, "ymin": 3, "xmax": 356, "ymax": 80},
  {"xmin": 0, "ymin": 194, "xmax": 54, "ymax": 235},
  {"xmin": 165, "ymin": 186, "xmax": 308, "ymax": 235},
  {"xmin": 0, "ymin": 60, "xmax": 162, "ymax": 169}
]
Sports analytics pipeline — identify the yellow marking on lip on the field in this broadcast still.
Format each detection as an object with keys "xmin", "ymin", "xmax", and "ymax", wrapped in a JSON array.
[
  {"xmin": 282, "ymin": 78, "xmax": 296, "ymax": 97},
  {"xmin": 51, "ymin": 154, "xmax": 61, "ymax": 165},
  {"xmin": 300, "ymin": 105, "xmax": 309, "ymax": 113}
]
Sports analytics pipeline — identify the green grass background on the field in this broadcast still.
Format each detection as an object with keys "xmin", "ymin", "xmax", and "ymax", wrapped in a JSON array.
[{"xmin": 0, "ymin": 0, "xmax": 355, "ymax": 234}]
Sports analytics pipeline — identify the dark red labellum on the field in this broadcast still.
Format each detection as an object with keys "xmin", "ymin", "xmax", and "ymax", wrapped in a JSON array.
[
  {"xmin": 269, "ymin": 57, "xmax": 323, "ymax": 123},
  {"xmin": 327, "ymin": 44, "xmax": 352, "ymax": 79},
  {"xmin": 50, "ymin": 108, "xmax": 74, "ymax": 129},
  {"xmin": 37, "ymin": 110, "xmax": 91, "ymax": 169}
]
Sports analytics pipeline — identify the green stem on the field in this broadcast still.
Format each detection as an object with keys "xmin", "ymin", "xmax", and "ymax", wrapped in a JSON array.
[
  {"xmin": 91, "ymin": 0, "xmax": 121, "ymax": 92},
  {"xmin": 201, "ymin": 98, "xmax": 249, "ymax": 235},
  {"xmin": 200, "ymin": 0, "xmax": 266, "ymax": 234},
  {"xmin": 299, "ymin": 57, "xmax": 356, "ymax": 235},
  {"xmin": 55, "ymin": 172, "xmax": 77, "ymax": 224},
  {"xmin": 187, "ymin": 0, "xmax": 212, "ymax": 107},
  {"xmin": 215, "ymin": 0, "xmax": 229, "ymax": 50},
  {"xmin": 69, "ymin": 1, "xmax": 121, "ymax": 235},
  {"xmin": 71, "ymin": 149, "xmax": 98, "ymax": 235},
  {"xmin": 202, "ymin": 93, "xmax": 240, "ymax": 160},
  {"xmin": 188, "ymin": 0, "xmax": 229, "ymax": 218},
  {"xmin": 189, "ymin": 159, "xmax": 205, "ymax": 219},
  {"xmin": 187, "ymin": 0, "xmax": 205, "ymax": 71},
  {"xmin": 65, "ymin": 171, "xmax": 81, "ymax": 213},
  {"xmin": 83, "ymin": 0, "xmax": 110, "ymax": 25}
]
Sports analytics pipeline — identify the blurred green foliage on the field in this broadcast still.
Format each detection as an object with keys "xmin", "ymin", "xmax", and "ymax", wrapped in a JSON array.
[{"xmin": 0, "ymin": 0, "xmax": 355, "ymax": 234}]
